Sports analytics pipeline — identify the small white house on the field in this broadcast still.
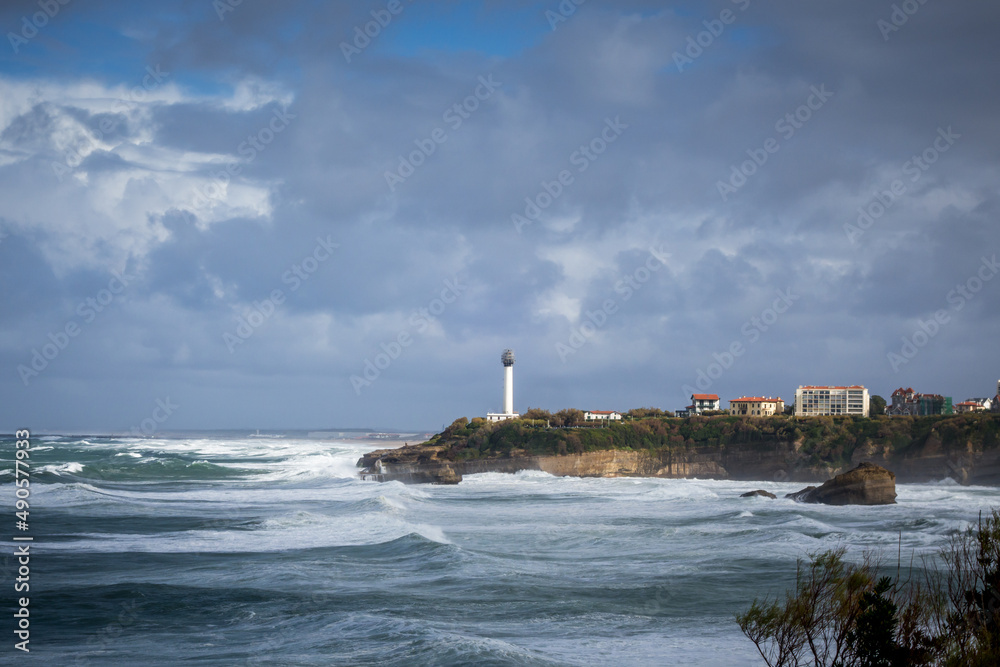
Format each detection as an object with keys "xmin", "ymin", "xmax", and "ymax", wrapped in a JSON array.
[
  {"xmin": 584, "ymin": 410, "xmax": 622, "ymax": 421},
  {"xmin": 690, "ymin": 394, "xmax": 721, "ymax": 413},
  {"xmin": 486, "ymin": 412, "xmax": 520, "ymax": 422}
]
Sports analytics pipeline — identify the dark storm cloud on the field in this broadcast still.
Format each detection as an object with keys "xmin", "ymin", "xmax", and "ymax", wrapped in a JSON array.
[{"xmin": 1, "ymin": 0, "xmax": 998, "ymax": 430}]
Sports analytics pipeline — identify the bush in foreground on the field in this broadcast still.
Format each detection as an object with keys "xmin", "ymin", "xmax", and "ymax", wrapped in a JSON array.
[{"xmin": 737, "ymin": 510, "xmax": 1000, "ymax": 666}]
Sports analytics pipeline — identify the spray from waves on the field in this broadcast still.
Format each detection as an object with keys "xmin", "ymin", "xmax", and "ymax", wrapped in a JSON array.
[
  {"xmin": 37, "ymin": 462, "xmax": 85, "ymax": 475},
  {"xmin": 13, "ymin": 435, "xmax": 377, "ymax": 487}
]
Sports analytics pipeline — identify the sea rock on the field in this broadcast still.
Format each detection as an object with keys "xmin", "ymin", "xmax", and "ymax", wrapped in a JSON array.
[
  {"xmin": 433, "ymin": 466, "xmax": 462, "ymax": 485},
  {"xmin": 740, "ymin": 489, "xmax": 777, "ymax": 499},
  {"xmin": 786, "ymin": 462, "xmax": 896, "ymax": 505}
]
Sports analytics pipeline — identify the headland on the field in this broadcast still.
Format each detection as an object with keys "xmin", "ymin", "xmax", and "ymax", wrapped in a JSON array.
[{"xmin": 357, "ymin": 413, "xmax": 1000, "ymax": 485}]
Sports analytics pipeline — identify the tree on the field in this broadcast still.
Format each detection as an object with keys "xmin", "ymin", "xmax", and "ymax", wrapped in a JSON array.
[
  {"xmin": 555, "ymin": 408, "xmax": 584, "ymax": 427},
  {"xmin": 442, "ymin": 417, "xmax": 468, "ymax": 436},
  {"xmin": 870, "ymin": 395, "xmax": 887, "ymax": 416},
  {"xmin": 522, "ymin": 407, "xmax": 555, "ymax": 423},
  {"xmin": 627, "ymin": 407, "xmax": 668, "ymax": 419}
]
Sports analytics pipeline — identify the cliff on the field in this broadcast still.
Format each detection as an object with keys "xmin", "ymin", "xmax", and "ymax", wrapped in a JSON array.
[{"xmin": 357, "ymin": 413, "xmax": 1000, "ymax": 485}]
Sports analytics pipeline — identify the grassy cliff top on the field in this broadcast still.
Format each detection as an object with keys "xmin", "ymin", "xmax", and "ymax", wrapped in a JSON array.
[{"xmin": 415, "ymin": 413, "xmax": 1000, "ymax": 466}]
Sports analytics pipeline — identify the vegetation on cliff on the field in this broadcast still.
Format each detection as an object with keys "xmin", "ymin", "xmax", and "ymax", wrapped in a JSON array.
[{"xmin": 422, "ymin": 413, "xmax": 1000, "ymax": 470}]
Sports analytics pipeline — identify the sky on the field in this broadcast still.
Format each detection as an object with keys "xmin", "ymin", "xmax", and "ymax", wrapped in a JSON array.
[{"xmin": 1, "ymin": 0, "xmax": 998, "ymax": 433}]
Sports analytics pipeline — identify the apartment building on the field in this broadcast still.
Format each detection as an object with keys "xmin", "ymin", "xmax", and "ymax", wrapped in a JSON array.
[{"xmin": 794, "ymin": 385, "xmax": 869, "ymax": 417}]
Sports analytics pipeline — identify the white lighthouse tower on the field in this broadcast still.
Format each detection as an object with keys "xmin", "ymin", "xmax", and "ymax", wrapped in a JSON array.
[{"xmin": 487, "ymin": 349, "xmax": 520, "ymax": 422}]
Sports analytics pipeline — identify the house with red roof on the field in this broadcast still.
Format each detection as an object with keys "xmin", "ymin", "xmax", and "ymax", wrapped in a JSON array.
[
  {"xmin": 689, "ymin": 393, "xmax": 720, "ymax": 414},
  {"xmin": 888, "ymin": 387, "xmax": 951, "ymax": 416},
  {"xmin": 584, "ymin": 410, "xmax": 622, "ymax": 421}
]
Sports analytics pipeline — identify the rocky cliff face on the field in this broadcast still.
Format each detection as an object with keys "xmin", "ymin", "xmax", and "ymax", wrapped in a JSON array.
[
  {"xmin": 361, "ymin": 442, "xmax": 815, "ymax": 485},
  {"xmin": 358, "ymin": 436, "xmax": 1000, "ymax": 486}
]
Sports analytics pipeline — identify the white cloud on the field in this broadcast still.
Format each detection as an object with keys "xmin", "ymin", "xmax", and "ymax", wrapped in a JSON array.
[{"xmin": 0, "ymin": 75, "xmax": 292, "ymax": 273}]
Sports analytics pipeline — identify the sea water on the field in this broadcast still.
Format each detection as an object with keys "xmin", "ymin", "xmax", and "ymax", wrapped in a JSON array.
[{"xmin": 2, "ymin": 434, "xmax": 997, "ymax": 665}]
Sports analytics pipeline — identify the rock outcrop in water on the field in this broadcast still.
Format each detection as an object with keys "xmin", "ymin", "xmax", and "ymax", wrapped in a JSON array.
[
  {"xmin": 740, "ymin": 489, "xmax": 777, "ymax": 499},
  {"xmin": 785, "ymin": 462, "xmax": 897, "ymax": 505}
]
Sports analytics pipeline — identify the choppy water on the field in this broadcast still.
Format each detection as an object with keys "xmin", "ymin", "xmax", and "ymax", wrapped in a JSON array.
[{"xmin": 3, "ymin": 434, "xmax": 998, "ymax": 665}]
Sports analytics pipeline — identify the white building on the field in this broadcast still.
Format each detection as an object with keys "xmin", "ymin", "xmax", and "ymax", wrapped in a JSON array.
[
  {"xmin": 486, "ymin": 349, "xmax": 520, "ymax": 422},
  {"xmin": 584, "ymin": 410, "xmax": 622, "ymax": 421},
  {"xmin": 690, "ymin": 394, "xmax": 720, "ymax": 413},
  {"xmin": 795, "ymin": 385, "xmax": 869, "ymax": 417}
]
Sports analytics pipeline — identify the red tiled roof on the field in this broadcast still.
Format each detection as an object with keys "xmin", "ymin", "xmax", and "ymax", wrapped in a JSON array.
[
  {"xmin": 800, "ymin": 385, "xmax": 865, "ymax": 390},
  {"xmin": 730, "ymin": 397, "xmax": 784, "ymax": 403},
  {"xmin": 692, "ymin": 394, "xmax": 719, "ymax": 401}
]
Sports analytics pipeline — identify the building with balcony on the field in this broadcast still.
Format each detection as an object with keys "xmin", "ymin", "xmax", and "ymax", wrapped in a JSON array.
[
  {"xmin": 729, "ymin": 396, "xmax": 785, "ymax": 417},
  {"xmin": 690, "ymin": 394, "xmax": 720, "ymax": 413},
  {"xmin": 795, "ymin": 385, "xmax": 869, "ymax": 417}
]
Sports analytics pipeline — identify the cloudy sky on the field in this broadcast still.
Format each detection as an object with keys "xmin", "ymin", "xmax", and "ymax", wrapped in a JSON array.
[{"xmin": 1, "ymin": 0, "xmax": 998, "ymax": 433}]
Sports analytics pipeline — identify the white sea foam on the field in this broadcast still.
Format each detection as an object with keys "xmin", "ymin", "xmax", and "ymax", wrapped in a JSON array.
[
  {"xmin": 412, "ymin": 523, "xmax": 451, "ymax": 544},
  {"xmin": 39, "ymin": 462, "xmax": 85, "ymax": 474}
]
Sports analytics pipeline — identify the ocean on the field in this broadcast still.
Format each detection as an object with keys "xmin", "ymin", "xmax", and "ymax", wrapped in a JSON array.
[{"xmin": 3, "ymin": 434, "xmax": 997, "ymax": 666}]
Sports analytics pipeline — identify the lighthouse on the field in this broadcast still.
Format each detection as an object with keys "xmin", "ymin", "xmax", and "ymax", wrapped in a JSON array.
[
  {"xmin": 487, "ymin": 349, "xmax": 520, "ymax": 422},
  {"xmin": 502, "ymin": 349, "xmax": 515, "ymax": 414}
]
